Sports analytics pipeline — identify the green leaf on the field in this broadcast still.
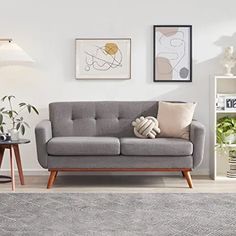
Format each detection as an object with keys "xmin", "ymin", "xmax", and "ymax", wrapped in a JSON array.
[
  {"xmin": 27, "ymin": 105, "xmax": 31, "ymax": 113},
  {"xmin": 16, "ymin": 123, "xmax": 21, "ymax": 130},
  {"xmin": 222, "ymin": 122, "xmax": 232, "ymax": 128},
  {"xmin": 225, "ymin": 130, "xmax": 235, "ymax": 136},
  {"xmin": 21, "ymin": 125, "xmax": 25, "ymax": 135},
  {"xmin": 0, "ymin": 114, "xmax": 2, "ymax": 125},
  {"xmin": 19, "ymin": 103, "xmax": 26, "ymax": 107},
  {"xmin": 32, "ymin": 106, "xmax": 39, "ymax": 115},
  {"xmin": 7, "ymin": 95, "xmax": 15, "ymax": 101},
  {"xmin": 0, "ymin": 126, "xmax": 3, "ymax": 133},
  {"xmin": 1, "ymin": 96, "xmax": 7, "ymax": 102},
  {"xmin": 9, "ymin": 111, "xmax": 13, "ymax": 118},
  {"xmin": 217, "ymin": 128, "xmax": 223, "ymax": 133},
  {"xmin": 23, "ymin": 122, "xmax": 30, "ymax": 128}
]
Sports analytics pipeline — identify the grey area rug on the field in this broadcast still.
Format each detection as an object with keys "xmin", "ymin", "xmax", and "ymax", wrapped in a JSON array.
[{"xmin": 0, "ymin": 193, "xmax": 236, "ymax": 236}]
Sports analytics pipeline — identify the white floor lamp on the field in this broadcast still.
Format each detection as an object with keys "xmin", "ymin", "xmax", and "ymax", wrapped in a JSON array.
[{"xmin": 0, "ymin": 38, "xmax": 34, "ymax": 64}]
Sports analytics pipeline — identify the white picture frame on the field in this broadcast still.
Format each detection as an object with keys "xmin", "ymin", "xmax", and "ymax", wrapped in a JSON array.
[{"xmin": 75, "ymin": 38, "xmax": 131, "ymax": 80}]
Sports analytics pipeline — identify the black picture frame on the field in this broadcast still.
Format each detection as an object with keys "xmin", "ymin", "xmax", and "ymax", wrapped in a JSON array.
[{"xmin": 153, "ymin": 25, "xmax": 192, "ymax": 82}]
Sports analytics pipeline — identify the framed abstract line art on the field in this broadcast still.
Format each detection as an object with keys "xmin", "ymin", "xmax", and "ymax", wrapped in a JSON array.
[
  {"xmin": 75, "ymin": 38, "xmax": 131, "ymax": 79},
  {"xmin": 153, "ymin": 25, "xmax": 192, "ymax": 82}
]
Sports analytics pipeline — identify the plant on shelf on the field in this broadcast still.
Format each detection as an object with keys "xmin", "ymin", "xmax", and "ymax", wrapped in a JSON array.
[
  {"xmin": 217, "ymin": 116, "xmax": 236, "ymax": 147},
  {"xmin": 0, "ymin": 95, "xmax": 39, "ymax": 140}
]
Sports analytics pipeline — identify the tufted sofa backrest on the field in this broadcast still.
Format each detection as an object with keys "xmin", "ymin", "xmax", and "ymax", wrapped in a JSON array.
[{"xmin": 49, "ymin": 101, "xmax": 158, "ymax": 137}]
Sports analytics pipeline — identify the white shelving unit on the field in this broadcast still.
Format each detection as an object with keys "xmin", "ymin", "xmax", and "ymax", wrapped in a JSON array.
[{"xmin": 210, "ymin": 75, "xmax": 236, "ymax": 180}]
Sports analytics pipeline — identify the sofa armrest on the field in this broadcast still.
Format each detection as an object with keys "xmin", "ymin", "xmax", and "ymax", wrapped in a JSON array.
[
  {"xmin": 190, "ymin": 120, "xmax": 206, "ymax": 169},
  {"xmin": 35, "ymin": 120, "xmax": 52, "ymax": 168}
]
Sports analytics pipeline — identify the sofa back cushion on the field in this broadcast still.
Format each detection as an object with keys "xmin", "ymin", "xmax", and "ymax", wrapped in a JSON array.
[{"xmin": 49, "ymin": 101, "xmax": 158, "ymax": 137}]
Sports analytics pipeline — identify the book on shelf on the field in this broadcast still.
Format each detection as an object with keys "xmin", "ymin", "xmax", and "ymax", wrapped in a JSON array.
[
  {"xmin": 227, "ymin": 153, "xmax": 236, "ymax": 177},
  {"xmin": 227, "ymin": 171, "xmax": 236, "ymax": 177},
  {"xmin": 229, "ymin": 159, "xmax": 236, "ymax": 163},
  {"xmin": 228, "ymin": 156, "xmax": 236, "ymax": 162},
  {"xmin": 229, "ymin": 150, "xmax": 236, "ymax": 157}
]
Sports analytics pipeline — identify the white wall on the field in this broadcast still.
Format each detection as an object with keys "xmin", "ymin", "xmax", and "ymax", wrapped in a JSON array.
[{"xmin": 1, "ymin": 0, "xmax": 236, "ymax": 174}]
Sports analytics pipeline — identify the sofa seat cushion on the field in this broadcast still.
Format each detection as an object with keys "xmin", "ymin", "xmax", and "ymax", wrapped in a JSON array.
[
  {"xmin": 47, "ymin": 137, "xmax": 120, "ymax": 156},
  {"xmin": 120, "ymin": 138, "xmax": 193, "ymax": 156}
]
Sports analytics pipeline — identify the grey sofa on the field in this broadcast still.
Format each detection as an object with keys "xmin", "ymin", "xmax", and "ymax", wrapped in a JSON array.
[{"xmin": 35, "ymin": 101, "xmax": 205, "ymax": 189}]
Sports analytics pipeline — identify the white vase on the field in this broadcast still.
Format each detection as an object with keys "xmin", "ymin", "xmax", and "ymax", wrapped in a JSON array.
[
  {"xmin": 223, "ymin": 134, "xmax": 236, "ymax": 144},
  {"xmin": 9, "ymin": 128, "xmax": 19, "ymax": 141}
]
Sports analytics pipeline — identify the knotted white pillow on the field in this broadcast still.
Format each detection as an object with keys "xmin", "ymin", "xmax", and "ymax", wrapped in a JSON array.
[{"xmin": 132, "ymin": 116, "xmax": 161, "ymax": 139}]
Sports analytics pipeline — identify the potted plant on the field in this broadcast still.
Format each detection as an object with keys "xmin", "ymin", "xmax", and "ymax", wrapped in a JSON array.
[
  {"xmin": 0, "ymin": 95, "xmax": 39, "ymax": 140},
  {"xmin": 217, "ymin": 116, "xmax": 236, "ymax": 146}
]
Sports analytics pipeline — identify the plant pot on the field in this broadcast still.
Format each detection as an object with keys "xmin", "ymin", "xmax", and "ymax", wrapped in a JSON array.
[
  {"xmin": 9, "ymin": 128, "xmax": 19, "ymax": 141},
  {"xmin": 223, "ymin": 134, "xmax": 236, "ymax": 144}
]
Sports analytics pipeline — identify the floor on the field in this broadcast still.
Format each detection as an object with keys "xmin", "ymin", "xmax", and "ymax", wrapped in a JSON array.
[{"xmin": 1, "ymin": 175, "xmax": 236, "ymax": 193}]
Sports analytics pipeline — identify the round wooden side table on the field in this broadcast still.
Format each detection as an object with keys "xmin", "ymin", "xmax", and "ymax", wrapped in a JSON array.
[{"xmin": 0, "ymin": 139, "xmax": 30, "ymax": 191}]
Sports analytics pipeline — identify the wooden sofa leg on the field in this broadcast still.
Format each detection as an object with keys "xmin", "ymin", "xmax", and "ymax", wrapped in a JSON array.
[
  {"xmin": 53, "ymin": 171, "xmax": 58, "ymax": 185},
  {"xmin": 183, "ymin": 170, "xmax": 193, "ymax": 188},
  {"xmin": 47, "ymin": 170, "xmax": 57, "ymax": 189}
]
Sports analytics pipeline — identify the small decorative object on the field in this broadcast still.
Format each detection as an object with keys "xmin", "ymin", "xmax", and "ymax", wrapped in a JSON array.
[
  {"xmin": 153, "ymin": 25, "xmax": 192, "ymax": 82},
  {"xmin": 9, "ymin": 128, "xmax": 19, "ymax": 141},
  {"xmin": 227, "ymin": 149, "xmax": 236, "ymax": 178},
  {"xmin": 132, "ymin": 116, "xmax": 161, "ymax": 139},
  {"xmin": 75, "ymin": 38, "xmax": 131, "ymax": 80},
  {"xmin": 222, "ymin": 46, "xmax": 236, "ymax": 76},
  {"xmin": 0, "ymin": 95, "xmax": 39, "ymax": 140},
  {"xmin": 216, "ymin": 94, "xmax": 227, "ymax": 111},
  {"xmin": 0, "ymin": 132, "xmax": 11, "ymax": 142},
  {"xmin": 224, "ymin": 96, "xmax": 236, "ymax": 111}
]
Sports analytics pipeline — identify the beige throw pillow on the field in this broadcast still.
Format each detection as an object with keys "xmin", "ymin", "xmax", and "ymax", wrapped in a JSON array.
[{"xmin": 157, "ymin": 101, "xmax": 196, "ymax": 140}]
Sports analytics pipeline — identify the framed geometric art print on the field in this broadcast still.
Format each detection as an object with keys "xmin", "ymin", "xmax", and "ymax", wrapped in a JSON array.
[
  {"xmin": 153, "ymin": 25, "xmax": 192, "ymax": 82},
  {"xmin": 75, "ymin": 38, "xmax": 131, "ymax": 80}
]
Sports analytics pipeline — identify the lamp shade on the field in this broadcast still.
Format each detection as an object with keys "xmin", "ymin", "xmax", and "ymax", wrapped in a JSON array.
[{"xmin": 0, "ymin": 41, "xmax": 34, "ymax": 65}]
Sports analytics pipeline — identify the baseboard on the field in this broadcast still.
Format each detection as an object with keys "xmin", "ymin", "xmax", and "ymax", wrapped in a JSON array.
[
  {"xmin": 0, "ymin": 169, "xmax": 49, "ymax": 176},
  {"xmin": 192, "ymin": 168, "xmax": 209, "ymax": 176},
  {"xmin": 0, "ymin": 168, "xmax": 210, "ymax": 176}
]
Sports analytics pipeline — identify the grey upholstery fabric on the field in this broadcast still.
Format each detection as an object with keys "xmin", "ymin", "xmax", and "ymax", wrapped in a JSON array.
[
  {"xmin": 35, "ymin": 120, "xmax": 52, "ymax": 168},
  {"xmin": 120, "ymin": 138, "xmax": 193, "ymax": 156},
  {"xmin": 35, "ymin": 101, "xmax": 205, "ymax": 170},
  {"xmin": 48, "ymin": 155, "xmax": 193, "ymax": 169},
  {"xmin": 47, "ymin": 137, "xmax": 120, "ymax": 156},
  {"xmin": 49, "ymin": 102, "xmax": 158, "ymax": 137},
  {"xmin": 190, "ymin": 120, "xmax": 206, "ymax": 168}
]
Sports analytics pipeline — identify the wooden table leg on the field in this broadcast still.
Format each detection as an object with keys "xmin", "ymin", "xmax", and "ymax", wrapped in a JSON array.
[
  {"xmin": 0, "ymin": 147, "xmax": 5, "ymax": 168},
  {"xmin": 13, "ymin": 144, "xmax": 25, "ymax": 185},
  {"xmin": 10, "ymin": 146, "xmax": 15, "ymax": 191}
]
